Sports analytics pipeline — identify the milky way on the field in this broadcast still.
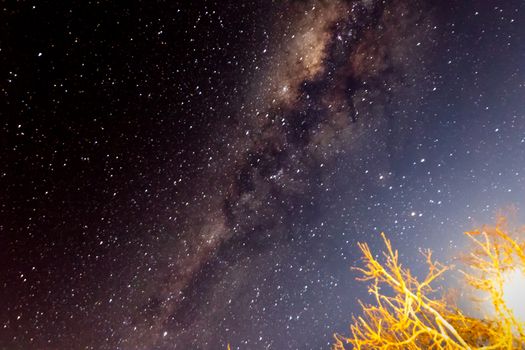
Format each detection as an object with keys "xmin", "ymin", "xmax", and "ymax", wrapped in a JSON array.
[
  {"xmin": 121, "ymin": 0, "xmax": 437, "ymax": 347},
  {"xmin": 2, "ymin": 0, "xmax": 525, "ymax": 349}
]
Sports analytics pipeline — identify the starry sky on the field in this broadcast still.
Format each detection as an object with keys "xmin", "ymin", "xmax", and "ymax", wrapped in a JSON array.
[{"xmin": 2, "ymin": 1, "xmax": 525, "ymax": 349}]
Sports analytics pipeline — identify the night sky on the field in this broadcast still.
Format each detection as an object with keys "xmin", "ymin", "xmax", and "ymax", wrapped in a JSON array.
[{"xmin": 2, "ymin": 1, "xmax": 525, "ymax": 349}]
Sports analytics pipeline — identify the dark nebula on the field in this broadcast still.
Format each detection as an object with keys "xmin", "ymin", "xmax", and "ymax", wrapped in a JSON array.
[{"xmin": 2, "ymin": 0, "xmax": 525, "ymax": 349}]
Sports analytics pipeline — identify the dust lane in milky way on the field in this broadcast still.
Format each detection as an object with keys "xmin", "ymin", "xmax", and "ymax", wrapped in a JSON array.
[{"xmin": 118, "ymin": 0, "xmax": 439, "ymax": 348}]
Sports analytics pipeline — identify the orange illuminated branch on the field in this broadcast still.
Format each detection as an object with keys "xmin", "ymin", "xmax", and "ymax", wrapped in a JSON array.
[{"xmin": 334, "ymin": 218, "xmax": 525, "ymax": 349}]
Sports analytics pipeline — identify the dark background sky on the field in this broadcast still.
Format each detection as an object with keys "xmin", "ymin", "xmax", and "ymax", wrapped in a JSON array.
[{"xmin": 1, "ymin": 1, "xmax": 525, "ymax": 349}]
